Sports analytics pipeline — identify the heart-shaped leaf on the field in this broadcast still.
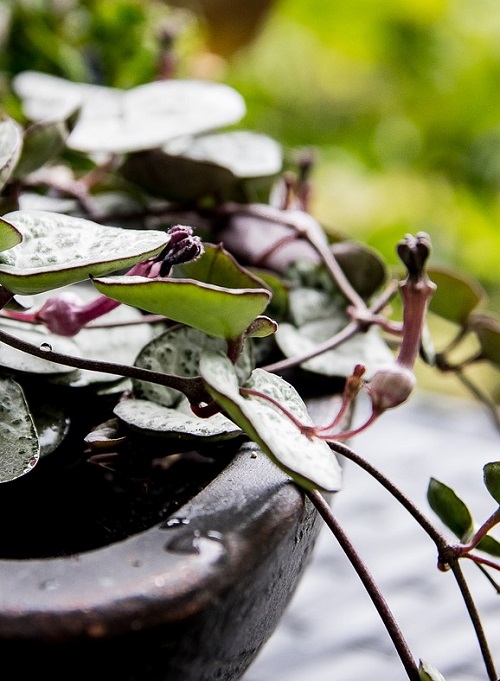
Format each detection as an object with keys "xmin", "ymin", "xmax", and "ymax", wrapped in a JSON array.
[
  {"xmin": 31, "ymin": 401, "xmax": 70, "ymax": 458},
  {"xmin": 132, "ymin": 325, "xmax": 253, "ymax": 407},
  {"xmin": 0, "ymin": 215, "xmax": 22, "ymax": 254},
  {"xmin": 164, "ymin": 130, "xmax": 282, "ymax": 178},
  {"xmin": 13, "ymin": 70, "xmax": 89, "ymax": 122},
  {"xmin": 93, "ymin": 275, "xmax": 271, "ymax": 340},
  {"xmin": 287, "ymin": 287, "xmax": 344, "ymax": 327},
  {"xmin": 0, "ymin": 319, "xmax": 81, "ymax": 375},
  {"xmin": 121, "ymin": 148, "xmax": 238, "ymax": 202},
  {"xmin": 427, "ymin": 477, "xmax": 474, "ymax": 541},
  {"xmin": 177, "ymin": 243, "xmax": 271, "ymax": 290},
  {"xmin": 245, "ymin": 316, "xmax": 278, "ymax": 339},
  {"xmin": 0, "ymin": 116, "xmax": 23, "ymax": 192},
  {"xmin": 14, "ymin": 72, "xmax": 246, "ymax": 155},
  {"xmin": 476, "ymin": 534, "xmax": 500, "ymax": 557},
  {"xmin": 13, "ymin": 119, "xmax": 69, "ymax": 177},
  {"xmin": 121, "ymin": 131, "xmax": 281, "ymax": 200},
  {"xmin": 467, "ymin": 311, "xmax": 500, "ymax": 367},
  {"xmin": 275, "ymin": 320, "xmax": 394, "ymax": 379},
  {"xmin": 70, "ymin": 308, "xmax": 157, "ymax": 386},
  {"xmin": 483, "ymin": 462, "xmax": 500, "ymax": 505},
  {"xmin": 0, "ymin": 376, "xmax": 39, "ymax": 483},
  {"xmin": 199, "ymin": 349, "xmax": 343, "ymax": 491},
  {"xmin": 0, "ymin": 210, "xmax": 170, "ymax": 294},
  {"xmin": 69, "ymin": 79, "xmax": 246, "ymax": 154},
  {"xmin": 331, "ymin": 241, "xmax": 387, "ymax": 300},
  {"xmin": 428, "ymin": 267, "xmax": 485, "ymax": 325},
  {"xmin": 114, "ymin": 395, "xmax": 242, "ymax": 442}
]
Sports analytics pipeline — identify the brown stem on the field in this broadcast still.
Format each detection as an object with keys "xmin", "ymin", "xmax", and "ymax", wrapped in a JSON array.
[
  {"xmin": 263, "ymin": 279, "xmax": 399, "ymax": 374},
  {"xmin": 327, "ymin": 440, "xmax": 450, "ymax": 550},
  {"xmin": 306, "ymin": 489, "xmax": 420, "ymax": 681},
  {"xmin": 462, "ymin": 553, "xmax": 500, "ymax": 573},
  {"xmin": 305, "ymin": 228, "xmax": 367, "ymax": 311},
  {"xmin": 461, "ymin": 508, "xmax": 500, "ymax": 553},
  {"xmin": 454, "ymin": 371, "xmax": 500, "ymax": 434},
  {"xmin": 329, "ymin": 439, "xmax": 499, "ymax": 680},
  {"xmin": 0, "ymin": 326, "xmax": 208, "ymax": 405},
  {"xmin": 449, "ymin": 560, "xmax": 498, "ymax": 681}
]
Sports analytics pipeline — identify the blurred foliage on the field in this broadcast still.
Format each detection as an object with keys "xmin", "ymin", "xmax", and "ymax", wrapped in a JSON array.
[
  {"xmin": 0, "ymin": 0, "xmax": 169, "ymax": 86},
  {"xmin": 2, "ymin": 0, "xmax": 500, "ymax": 399},
  {"xmin": 221, "ymin": 1, "xmax": 500, "ymax": 293}
]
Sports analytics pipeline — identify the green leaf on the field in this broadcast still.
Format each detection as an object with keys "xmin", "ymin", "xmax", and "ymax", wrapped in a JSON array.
[
  {"xmin": 93, "ymin": 261, "xmax": 271, "ymax": 341},
  {"xmin": 121, "ymin": 148, "xmax": 238, "ymax": 202},
  {"xmin": 428, "ymin": 267, "xmax": 485, "ymax": 325},
  {"xmin": 114, "ymin": 396, "xmax": 242, "ymax": 442},
  {"xmin": 245, "ymin": 316, "xmax": 278, "ymax": 339},
  {"xmin": 199, "ymin": 349, "xmax": 343, "ymax": 492},
  {"xmin": 0, "ymin": 116, "xmax": 23, "ymax": 192},
  {"xmin": 249, "ymin": 268, "xmax": 289, "ymax": 321},
  {"xmin": 287, "ymin": 286, "xmax": 343, "ymax": 327},
  {"xmin": 14, "ymin": 73, "xmax": 247, "ymax": 154},
  {"xmin": 427, "ymin": 478, "xmax": 474, "ymax": 541},
  {"xmin": 0, "ymin": 215, "xmax": 22, "ymax": 254},
  {"xmin": 483, "ymin": 462, "xmax": 500, "ymax": 505},
  {"xmin": 13, "ymin": 119, "xmax": 68, "ymax": 177},
  {"xmin": 177, "ymin": 243, "xmax": 270, "ymax": 291},
  {"xmin": 122, "ymin": 131, "xmax": 281, "ymax": 202},
  {"xmin": 476, "ymin": 534, "xmax": 500, "ymax": 558},
  {"xmin": 419, "ymin": 659, "xmax": 448, "ymax": 681},
  {"xmin": 0, "ymin": 210, "xmax": 170, "ymax": 294},
  {"xmin": 467, "ymin": 311, "xmax": 500, "ymax": 367},
  {"xmin": 164, "ymin": 130, "xmax": 282, "ymax": 178},
  {"xmin": 0, "ymin": 376, "xmax": 39, "ymax": 482},
  {"xmin": 31, "ymin": 401, "xmax": 70, "ymax": 458},
  {"xmin": 331, "ymin": 241, "xmax": 387, "ymax": 300},
  {"xmin": 132, "ymin": 325, "xmax": 253, "ymax": 407}
]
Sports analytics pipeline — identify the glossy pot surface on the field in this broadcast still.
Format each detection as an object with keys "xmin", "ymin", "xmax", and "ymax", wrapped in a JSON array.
[{"xmin": 0, "ymin": 441, "xmax": 327, "ymax": 681}]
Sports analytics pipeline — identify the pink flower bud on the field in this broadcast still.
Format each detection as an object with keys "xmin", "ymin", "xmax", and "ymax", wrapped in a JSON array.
[
  {"xmin": 367, "ymin": 364, "xmax": 416, "ymax": 412},
  {"xmin": 36, "ymin": 293, "xmax": 87, "ymax": 336}
]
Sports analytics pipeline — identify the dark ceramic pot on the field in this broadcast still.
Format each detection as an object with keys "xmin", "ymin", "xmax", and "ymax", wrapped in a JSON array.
[{"xmin": 0, "ymin": 433, "xmax": 329, "ymax": 681}]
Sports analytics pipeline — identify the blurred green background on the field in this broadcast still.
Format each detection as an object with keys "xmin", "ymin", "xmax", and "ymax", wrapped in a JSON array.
[{"xmin": 2, "ymin": 0, "xmax": 500, "ymax": 398}]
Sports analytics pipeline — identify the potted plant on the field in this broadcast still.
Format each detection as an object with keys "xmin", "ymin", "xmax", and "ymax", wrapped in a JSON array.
[{"xmin": 1, "ymin": 10, "xmax": 500, "ymax": 681}]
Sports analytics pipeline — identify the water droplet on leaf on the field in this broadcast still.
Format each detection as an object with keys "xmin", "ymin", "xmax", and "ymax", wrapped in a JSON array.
[{"xmin": 161, "ymin": 517, "xmax": 190, "ymax": 529}]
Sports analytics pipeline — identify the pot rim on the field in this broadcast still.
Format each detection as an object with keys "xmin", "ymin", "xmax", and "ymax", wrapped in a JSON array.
[{"xmin": 0, "ymin": 442, "xmax": 311, "ymax": 641}]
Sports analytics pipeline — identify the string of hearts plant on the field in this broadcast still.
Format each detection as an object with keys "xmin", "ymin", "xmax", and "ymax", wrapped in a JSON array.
[{"xmin": 1, "ymin": 70, "xmax": 500, "ymax": 681}]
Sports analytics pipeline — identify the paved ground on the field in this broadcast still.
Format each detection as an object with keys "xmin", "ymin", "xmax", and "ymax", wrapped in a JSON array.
[{"xmin": 242, "ymin": 390, "xmax": 500, "ymax": 681}]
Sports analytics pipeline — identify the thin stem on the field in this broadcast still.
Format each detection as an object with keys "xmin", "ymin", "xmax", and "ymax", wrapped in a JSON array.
[
  {"xmin": 320, "ymin": 410, "xmax": 380, "ymax": 440},
  {"xmin": 306, "ymin": 489, "xmax": 420, "ymax": 681},
  {"xmin": 461, "ymin": 508, "xmax": 500, "ymax": 553},
  {"xmin": 329, "ymin": 439, "xmax": 499, "ymax": 679},
  {"xmin": 305, "ymin": 229, "xmax": 367, "ymax": 311},
  {"xmin": 473, "ymin": 563, "xmax": 500, "ymax": 594},
  {"xmin": 449, "ymin": 560, "xmax": 498, "ymax": 681},
  {"xmin": 454, "ymin": 370, "xmax": 500, "ymax": 434},
  {"xmin": 0, "ymin": 326, "xmax": 208, "ymax": 405},
  {"xmin": 462, "ymin": 553, "xmax": 500, "ymax": 573},
  {"xmin": 263, "ymin": 279, "xmax": 399, "ymax": 374},
  {"xmin": 239, "ymin": 387, "xmax": 315, "ymax": 434},
  {"xmin": 327, "ymin": 439, "xmax": 449, "ymax": 550},
  {"xmin": 263, "ymin": 318, "xmax": 361, "ymax": 373}
]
